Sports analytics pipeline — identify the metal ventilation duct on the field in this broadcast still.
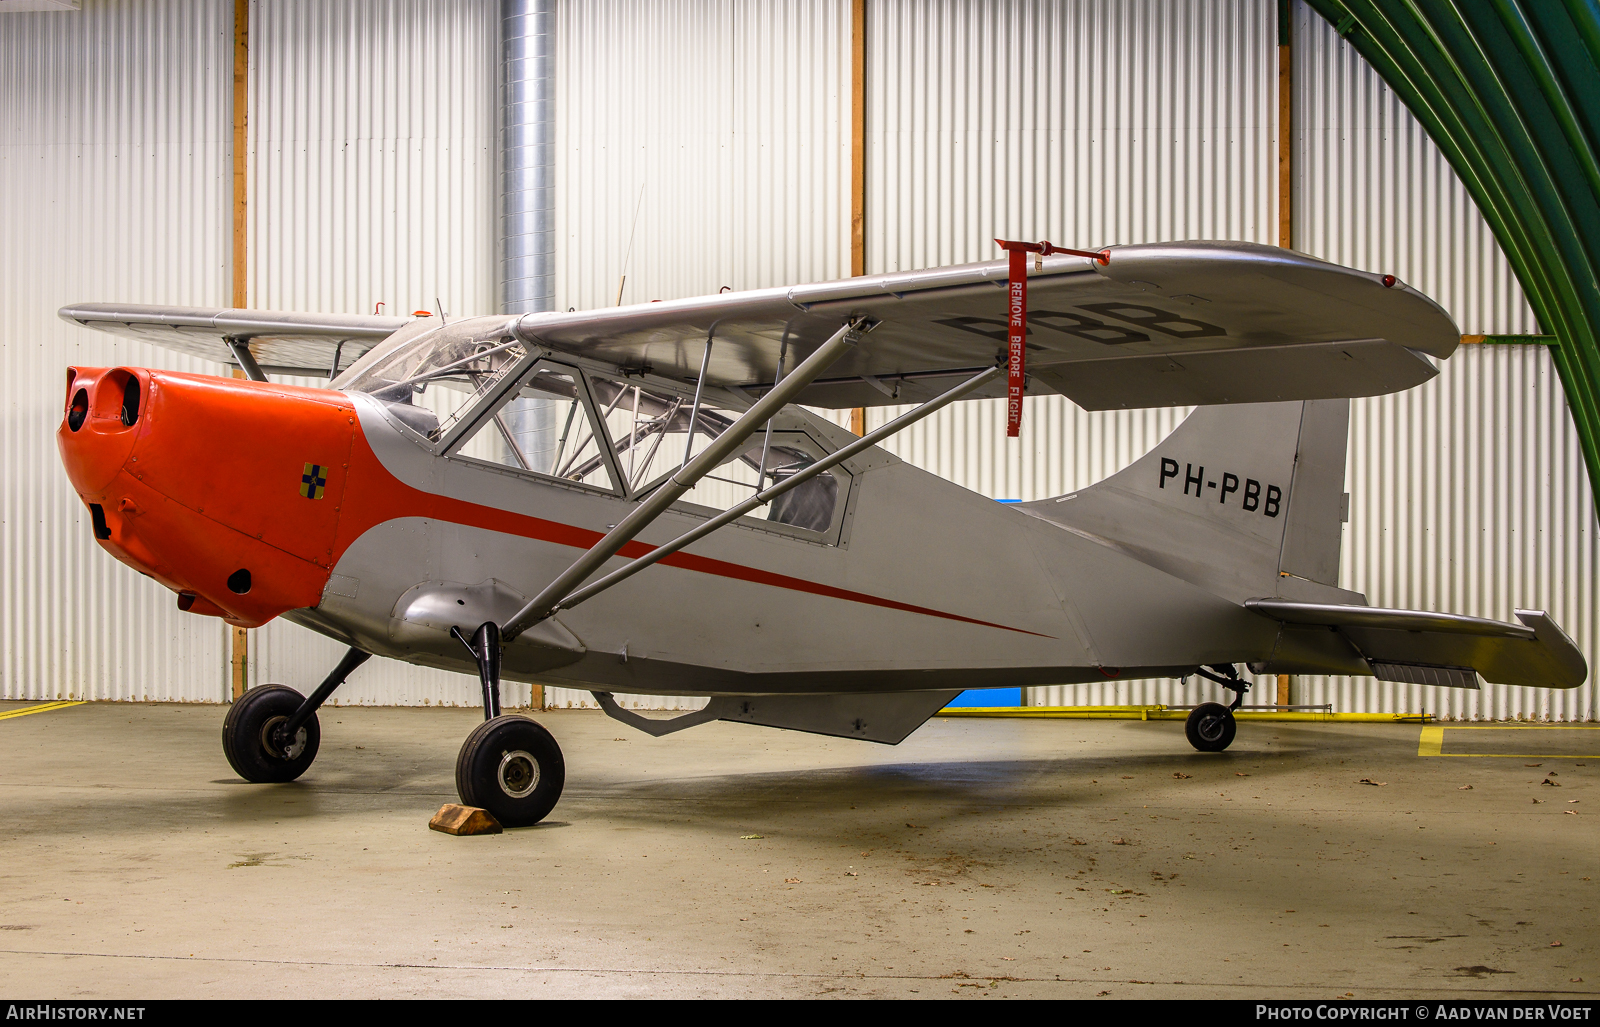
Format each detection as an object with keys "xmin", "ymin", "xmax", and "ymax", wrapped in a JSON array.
[{"xmin": 500, "ymin": 0, "xmax": 555, "ymax": 315}]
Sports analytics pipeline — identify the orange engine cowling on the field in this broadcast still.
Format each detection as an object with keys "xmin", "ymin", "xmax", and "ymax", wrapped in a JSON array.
[{"xmin": 57, "ymin": 367, "xmax": 359, "ymax": 627}]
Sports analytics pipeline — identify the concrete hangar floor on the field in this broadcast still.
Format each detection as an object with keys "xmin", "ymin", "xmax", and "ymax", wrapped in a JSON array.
[{"xmin": 0, "ymin": 701, "xmax": 1593, "ymax": 1000}]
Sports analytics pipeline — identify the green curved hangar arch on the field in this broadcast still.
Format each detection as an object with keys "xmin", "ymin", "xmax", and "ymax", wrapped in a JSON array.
[{"xmin": 1305, "ymin": 0, "xmax": 1600, "ymax": 506}]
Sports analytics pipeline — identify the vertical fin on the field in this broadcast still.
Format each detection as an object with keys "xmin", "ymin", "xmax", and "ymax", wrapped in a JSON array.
[{"xmin": 1023, "ymin": 398, "xmax": 1353, "ymax": 602}]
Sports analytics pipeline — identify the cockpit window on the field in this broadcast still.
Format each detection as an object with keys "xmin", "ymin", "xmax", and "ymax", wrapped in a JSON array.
[
  {"xmin": 342, "ymin": 327, "xmax": 526, "ymax": 442},
  {"xmin": 440, "ymin": 358, "xmax": 847, "ymax": 538},
  {"xmin": 587, "ymin": 373, "xmax": 844, "ymax": 536},
  {"xmin": 449, "ymin": 361, "xmax": 618, "ymax": 492}
]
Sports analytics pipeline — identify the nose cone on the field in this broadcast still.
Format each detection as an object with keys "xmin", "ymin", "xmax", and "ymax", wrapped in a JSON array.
[
  {"xmin": 57, "ymin": 367, "xmax": 142, "ymax": 492},
  {"xmin": 57, "ymin": 367, "xmax": 358, "ymax": 626}
]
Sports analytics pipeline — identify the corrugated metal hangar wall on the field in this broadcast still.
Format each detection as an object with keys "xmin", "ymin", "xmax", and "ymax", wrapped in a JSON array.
[{"xmin": 1, "ymin": 0, "xmax": 1592, "ymax": 721}]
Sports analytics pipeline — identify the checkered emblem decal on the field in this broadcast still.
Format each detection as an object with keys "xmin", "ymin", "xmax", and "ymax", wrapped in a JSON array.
[{"xmin": 300, "ymin": 462, "xmax": 328, "ymax": 500}]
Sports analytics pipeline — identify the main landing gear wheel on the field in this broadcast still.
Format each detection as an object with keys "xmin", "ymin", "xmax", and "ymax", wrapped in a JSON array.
[
  {"xmin": 223, "ymin": 684, "xmax": 321, "ymax": 782},
  {"xmin": 1185, "ymin": 701, "xmax": 1237, "ymax": 752},
  {"xmin": 456, "ymin": 715, "xmax": 566, "ymax": 827}
]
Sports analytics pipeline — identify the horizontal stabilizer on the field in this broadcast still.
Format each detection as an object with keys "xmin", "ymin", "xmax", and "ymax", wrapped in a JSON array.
[{"xmin": 1246, "ymin": 600, "xmax": 1587, "ymax": 690}]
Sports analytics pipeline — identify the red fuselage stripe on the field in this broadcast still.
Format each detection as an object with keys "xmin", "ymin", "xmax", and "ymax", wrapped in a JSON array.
[{"xmin": 351, "ymin": 460, "xmax": 1053, "ymax": 639}]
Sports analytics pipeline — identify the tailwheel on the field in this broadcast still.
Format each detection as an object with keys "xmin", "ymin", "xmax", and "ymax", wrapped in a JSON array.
[
  {"xmin": 223, "ymin": 684, "xmax": 320, "ymax": 782},
  {"xmin": 456, "ymin": 715, "xmax": 566, "ymax": 827},
  {"xmin": 1185, "ymin": 701, "xmax": 1237, "ymax": 752}
]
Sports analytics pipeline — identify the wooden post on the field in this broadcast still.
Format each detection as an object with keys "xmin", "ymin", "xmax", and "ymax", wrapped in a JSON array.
[
  {"xmin": 848, "ymin": 0, "xmax": 867, "ymax": 437},
  {"xmin": 1276, "ymin": 673, "xmax": 1291, "ymax": 710},
  {"xmin": 230, "ymin": 0, "xmax": 250, "ymax": 701},
  {"xmin": 231, "ymin": 631, "xmax": 249, "ymax": 700}
]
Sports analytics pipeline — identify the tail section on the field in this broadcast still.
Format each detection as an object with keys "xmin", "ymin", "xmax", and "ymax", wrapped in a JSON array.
[{"xmin": 1024, "ymin": 399, "xmax": 1358, "ymax": 603}]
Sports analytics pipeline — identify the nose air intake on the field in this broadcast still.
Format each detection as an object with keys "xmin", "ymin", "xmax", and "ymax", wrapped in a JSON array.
[
  {"xmin": 119, "ymin": 373, "xmax": 140, "ymax": 426},
  {"xmin": 67, "ymin": 388, "xmax": 88, "ymax": 431}
]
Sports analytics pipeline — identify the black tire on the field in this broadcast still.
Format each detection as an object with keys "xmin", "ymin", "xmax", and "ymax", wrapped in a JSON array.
[
  {"xmin": 223, "ymin": 684, "xmax": 320, "ymax": 783},
  {"xmin": 1185, "ymin": 701, "xmax": 1237, "ymax": 752},
  {"xmin": 456, "ymin": 715, "xmax": 565, "ymax": 827}
]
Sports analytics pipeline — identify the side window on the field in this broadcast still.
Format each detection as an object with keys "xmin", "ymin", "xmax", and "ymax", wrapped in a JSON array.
[
  {"xmin": 762, "ymin": 442, "xmax": 838, "ymax": 533},
  {"xmin": 588, "ymin": 374, "xmax": 846, "ymax": 538},
  {"xmin": 450, "ymin": 361, "xmax": 618, "ymax": 492}
]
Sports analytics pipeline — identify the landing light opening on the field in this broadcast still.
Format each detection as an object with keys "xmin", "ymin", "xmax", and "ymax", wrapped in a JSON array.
[{"xmin": 227, "ymin": 568, "xmax": 252, "ymax": 595}]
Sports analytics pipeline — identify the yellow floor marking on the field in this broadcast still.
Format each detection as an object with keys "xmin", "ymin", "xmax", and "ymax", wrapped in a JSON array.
[
  {"xmin": 1421, "ymin": 724, "xmax": 1600, "ymax": 729},
  {"xmin": 1417, "ymin": 723, "xmax": 1598, "ymax": 758},
  {"xmin": 0, "ymin": 701, "xmax": 84, "ymax": 722}
]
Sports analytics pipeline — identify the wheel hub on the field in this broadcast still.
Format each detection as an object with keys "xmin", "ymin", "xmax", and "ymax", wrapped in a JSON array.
[
  {"xmin": 261, "ymin": 715, "xmax": 307, "ymax": 760},
  {"xmin": 1197, "ymin": 713, "xmax": 1228, "ymax": 743},
  {"xmin": 497, "ymin": 749, "xmax": 540, "ymax": 798}
]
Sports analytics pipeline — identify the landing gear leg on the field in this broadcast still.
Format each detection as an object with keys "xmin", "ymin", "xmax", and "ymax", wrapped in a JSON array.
[
  {"xmin": 450, "ymin": 621, "xmax": 565, "ymax": 826},
  {"xmin": 222, "ymin": 646, "xmax": 370, "ymax": 782},
  {"xmin": 1184, "ymin": 664, "xmax": 1247, "ymax": 752},
  {"xmin": 453, "ymin": 621, "xmax": 502, "ymax": 720}
]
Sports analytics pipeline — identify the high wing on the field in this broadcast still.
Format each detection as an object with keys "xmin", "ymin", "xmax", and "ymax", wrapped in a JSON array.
[
  {"xmin": 57, "ymin": 303, "xmax": 413, "ymax": 378},
  {"xmin": 60, "ymin": 241, "xmax": 1459, "ymax": 410},
  {"xmin": 512, "ymin": 240, "xmax": 1460, "ymax": 409},
  {"xmin": 1247, "ymin": 600, "xmax": 1588, "ymax": 690}
]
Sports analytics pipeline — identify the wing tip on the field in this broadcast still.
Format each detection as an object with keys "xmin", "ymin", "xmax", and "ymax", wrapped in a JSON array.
[{"xmin": 1514, "ymin": 609, "xmax": 1589, "ymax": 688}]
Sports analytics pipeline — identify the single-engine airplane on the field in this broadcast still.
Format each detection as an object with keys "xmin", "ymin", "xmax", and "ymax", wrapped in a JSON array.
[{"xmin": 56, "ymin": 241, "xmax": 1587, "ymax": 826}]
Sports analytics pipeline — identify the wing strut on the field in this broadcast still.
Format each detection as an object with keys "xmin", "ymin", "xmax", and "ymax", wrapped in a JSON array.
[
  {"xmin": 548, "ymin": 362, "xmax": 1005, "ymax": 616},
  {"xmin": 225, "ymin": 336, "xmax": 268, "ymax": 382},
  {"xmin": 500, "ymin": 317, "xmax": 871, "ymax": 641}
]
